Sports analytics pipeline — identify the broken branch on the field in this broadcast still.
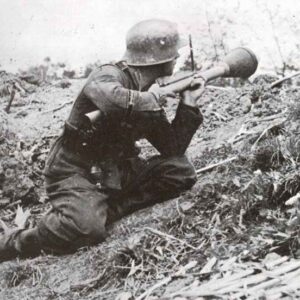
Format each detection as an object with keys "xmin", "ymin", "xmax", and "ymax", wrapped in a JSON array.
[
  {"xmin": 251, "ymin": 119, "xmax": 286, "ymax": 151},
  {"xmin": 270, "ymin": 71, "xmax": 300, "ymax": 88},
  {"xmin": 196, "ymin": 156, "xmax": 238, "ymax": 174},
  {"xmin": 41, "ymin": 100, "xmax": 73, "ymax": 114},
  {"xmin": 144, "ymin": 227, "xmax": 198, "ymax": 250},
  {"xmin": 4, "ymin": 87, "xmax": 16, "ymax": 113}
]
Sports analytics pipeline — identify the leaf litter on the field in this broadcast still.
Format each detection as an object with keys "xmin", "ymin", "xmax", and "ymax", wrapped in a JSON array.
[{"xmin": 0, "ymin": 74, "xmax": 300, "ymax": 299}]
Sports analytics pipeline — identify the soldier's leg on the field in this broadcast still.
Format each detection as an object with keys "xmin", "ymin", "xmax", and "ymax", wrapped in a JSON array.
[
  {"xmin": 38, "ymin": 174, "xmax": 109, "ymax": 254},
  {"xmin": 0, "ymin": 173, "xmax": 109, "ymax": 261},
  {"xmin": 107, "ymin": 155, "xmax": 197, "ymax": 223}
]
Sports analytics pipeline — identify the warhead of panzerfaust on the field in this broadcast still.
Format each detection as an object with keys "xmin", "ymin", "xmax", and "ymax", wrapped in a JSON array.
[
  {"xmin": 195, "ymin": 47, "xmax": 259, "ymax": 83},
  {"xmin": 223, "ymin": 47, "xmax": 259, "ymax": 78}
]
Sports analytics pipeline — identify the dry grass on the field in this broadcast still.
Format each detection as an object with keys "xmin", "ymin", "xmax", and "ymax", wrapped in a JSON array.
[{"xmin": 1, "ymin": 75, "xmax": 300, "ymax": 299}]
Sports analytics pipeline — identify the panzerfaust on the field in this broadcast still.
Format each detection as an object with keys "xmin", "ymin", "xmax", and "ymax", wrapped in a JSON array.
[
  {"xmin": 156, "ymin": 47, "xmax": 258, "ymax": 92},
  {"xmin": 86, "ymin": 47, "xmax": 258, "ymax": 123}
]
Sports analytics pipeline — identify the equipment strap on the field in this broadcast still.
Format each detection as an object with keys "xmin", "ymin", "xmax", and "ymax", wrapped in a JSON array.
[{"xmin": 115, "ymin": 61, "xmax": 136, "ymax": 125}]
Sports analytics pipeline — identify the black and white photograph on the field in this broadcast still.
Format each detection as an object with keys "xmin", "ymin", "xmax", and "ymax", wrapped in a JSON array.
[{"xmin": 0, "ymin": 0, "xmax": 300, "ymax": 299}]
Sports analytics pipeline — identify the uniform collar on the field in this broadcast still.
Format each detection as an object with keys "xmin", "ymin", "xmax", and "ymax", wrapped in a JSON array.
[
  {"xmin": 116, "ymin": 61, "xmax": 155, "ymax": 91},
  {"xmin": 115, "ymin": 61, "xmax": 140, "ymax": 90}
]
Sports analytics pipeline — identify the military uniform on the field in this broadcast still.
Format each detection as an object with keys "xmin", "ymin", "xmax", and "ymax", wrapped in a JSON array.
[
  {"xmin": 0, "ymin": 61, "xmax": 202, "ymax": 259},
  {"xmin": 0, "ymin": 17, "xmax": 205, "ymax": 260}
]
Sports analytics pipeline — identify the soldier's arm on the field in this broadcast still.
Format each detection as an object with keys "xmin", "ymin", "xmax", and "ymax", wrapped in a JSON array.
[
  {"xmin": 83, "ymin": 65, "xmax": 203, "ymax": 157},
  {"xmin": 83, "ymin": 65, "xmax": 162, "ymax": 112},
  {"xmin": 137, "ymin": 101, "xmax": 203, "ymax": 157},
  {"xmin": 135, "ymin": 83, "xmax": 204, "ymax": 157}
]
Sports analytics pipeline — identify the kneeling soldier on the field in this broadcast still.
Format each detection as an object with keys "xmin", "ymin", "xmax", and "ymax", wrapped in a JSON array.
[{"xmin": 0, "ymin": 19, "xmax": 204, "ymax": 261}]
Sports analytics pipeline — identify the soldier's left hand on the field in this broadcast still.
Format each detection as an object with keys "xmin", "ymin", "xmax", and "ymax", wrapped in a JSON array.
[{"xmin": 181, "ymin": 77, "xmax": 206, "ymax": 107}]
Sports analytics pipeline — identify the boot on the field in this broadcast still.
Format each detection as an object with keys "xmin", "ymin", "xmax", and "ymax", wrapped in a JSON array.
[
  {"xmin": 0, "ymin": 229, "xmax": 22, "ymax": 262},
  {"xmin": 106, "ymin": 191, "xmax": 169, "ymax": 224},
  {"xmin": 0, "ymin": 228, "xmax": 41, "ymax": 262}
]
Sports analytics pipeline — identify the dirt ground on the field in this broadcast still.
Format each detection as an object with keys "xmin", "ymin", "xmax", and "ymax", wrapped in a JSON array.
[{"xmin": 0, "ymin": 73, "xmax": 300, "ymax": 299}]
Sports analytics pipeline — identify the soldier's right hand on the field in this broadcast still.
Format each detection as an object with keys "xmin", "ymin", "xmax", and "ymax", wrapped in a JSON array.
[{"xmin": 181, "ymin": 77, "xmax": 206, "ymax": 107}]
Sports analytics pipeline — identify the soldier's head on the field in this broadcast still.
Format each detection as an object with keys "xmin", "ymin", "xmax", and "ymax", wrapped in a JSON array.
[{"xmin": 123, "ymin": 19, "xmax": 186, "ymax": 81}]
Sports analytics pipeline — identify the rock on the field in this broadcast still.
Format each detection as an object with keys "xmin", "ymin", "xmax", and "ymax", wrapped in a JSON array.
[
  {"xmin": 252, "ymin": 109, "xmax": 263, "ymax": 117},
  {"xmin": 19, "ymin": 73, "xmax": 41, "ymax": 85},
  {"xmin": 0, "ymin": 198, "xmax": 10, "ymax": 207},
  {"xmin": 252, "ymin": 74, "xmax": 279, "ymax": 85},
  {"xmin": 241, "ymin": 96, "xmax": 252, "ymax": 113},
  {"xmin": 16, "ymin": 110, "xmax": 28, "ymax": 117},
  {"xmin": 55, "ymin": 79, "xmax": 71, "ymax": 89}
]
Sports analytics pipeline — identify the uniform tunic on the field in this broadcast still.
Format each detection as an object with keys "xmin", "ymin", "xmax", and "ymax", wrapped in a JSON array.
[{"xmin": 2, "ymin": 62, "xmax": 203, "ymax": 257}]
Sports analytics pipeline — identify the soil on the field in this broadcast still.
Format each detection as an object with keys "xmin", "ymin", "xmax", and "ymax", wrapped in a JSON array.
[{"xmin": 0, "ymin": 73, "xmax": 300, "ymax": 299}]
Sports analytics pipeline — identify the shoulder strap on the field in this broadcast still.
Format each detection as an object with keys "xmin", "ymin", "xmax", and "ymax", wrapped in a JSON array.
[
  {"xmin": 115, "ymin": 61, "xmax": 139, "ymax": 89},
  {"xmin": 97, "ymin": 62, "xmax": 136, "ymax": 126},
  {"xmin": 114, "ymin": 61, "xmax": 137, "ymax": 124}
]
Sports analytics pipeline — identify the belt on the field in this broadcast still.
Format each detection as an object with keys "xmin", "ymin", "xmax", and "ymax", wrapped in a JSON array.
[{"xmin": 62, "ymin": 122, "xmax": 96, "ymax": 159}]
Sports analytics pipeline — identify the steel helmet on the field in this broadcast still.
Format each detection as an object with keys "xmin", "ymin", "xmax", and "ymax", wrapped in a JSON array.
[{"xmin": 123, "ymin": 19, "xmax": 186, "ymax": 66}]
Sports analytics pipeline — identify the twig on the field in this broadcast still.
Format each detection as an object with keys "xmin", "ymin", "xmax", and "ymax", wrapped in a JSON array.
[
  {"xmin": 42, "ymin": 133, "xmax": 59, "ymax": 139},
  {"xmin": 168, "ymin": 269, "xmax": 254, "ymax": 298},
  {"xmin": 1, "ymin": 211, "xmax": 16, "ymax": 221},
  {"xmin": 228, "ymin": 123, "xmax": 258, "ymax": 144},
  {"xmin": 271, "ymin": 260, "xmax": 300, "ymax": 276},
  {"xmin": 170, "ymin": 259, "xmax": 300, "ymax": 299},
  {"xmin": 144, "ymin": 227, "xmax": 198, "ymax": 250},
  {"xmin": 4, "ymin": 87, "xmax": 16, "ymax": 113},
  {"xmin": 270, "ymin": 71, "xmax": 300, "ymax": 88},
  {"xmin": 206, "ymin": 85, "xmax": 234, "ymax": 91},
  {"xmin": 216, "ymin": 273, "xmax": 276, "ymax": 294},
  {"xmin": 5, "ymin": 200, "xmax": 22, "ymax": 209},
  {"xmin": 236, "ymin": 278, "xmax": 282, "ymax": 299},
  {"xmin": 196, "ymin": 156, "xmax": 238, "ymax": 174},
  {"xmin": 70, "ymin": 269, "xmax": 106, "ymax": 291},
  {"xmin": 264, "ymin": 256, "xmax": 289, "ymax": 270},
  {"xmin": 202, "ymin": 269, "xmax": 255, "ymax": 291},
  {"xmin": 217, "ymin": 260, "xmax": 300, "ymax": 296},
  {"xmin": 199, "ymin": 257, "xmax": 217, "ymax": 274},
  {"xmin": 251, "ymin": 119, "xmax": 286, "ymax": 151},
  {"xmin": 136, "ymin": 276, "xmax": 171, "ymax": 300},
  {"xmin": 41, "ymin": 100, "xmax": 73, "ymax": 114},
  {"xmin": 250, "ymin": 110, "xmax": 287, "ymax": 123},
  {"xmin": 263, "ymin": 270, "xmax": 300, "ymax": 298},
  {"xmin": 189, "ymin": 34, "xmax": 195, "ymax": 72},
  {"xmin": 211, "ymin": 111, "xmax": 228, "ymax": 122},
  {"xmin": 234, "ymin": 268, "xmax": 300, "ymax": 299},
  {"xmin": 137, "ymin": 261, "xmax": 199, "ymax": 300}
]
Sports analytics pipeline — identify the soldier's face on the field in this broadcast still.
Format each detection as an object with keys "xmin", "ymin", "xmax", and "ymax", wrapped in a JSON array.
[{"xmin": 163, "ymin": 59, "xmax": 177, "ymax": 76}]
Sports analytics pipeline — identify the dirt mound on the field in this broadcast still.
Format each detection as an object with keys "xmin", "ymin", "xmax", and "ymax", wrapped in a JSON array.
[
  {"xmin": 0, "ymin": 78, "xmax": 82, "ymax": 217},
  {"xmin": 0, "ymin": 112, "xmax": 41, "ymax": 210},
  {"xmin": 0, "ymin": 75, "xmax": 300, "ymax": 299}
]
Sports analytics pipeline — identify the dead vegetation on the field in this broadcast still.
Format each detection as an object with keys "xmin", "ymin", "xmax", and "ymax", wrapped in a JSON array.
[{"xmin": 1, "ymin": 65, "xmax": 300, "ymax": 299}]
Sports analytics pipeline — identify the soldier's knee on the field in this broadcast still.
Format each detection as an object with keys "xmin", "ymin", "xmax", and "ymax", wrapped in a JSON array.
[
  {"xmin": 182, "ymin": 170, "xmax": 197, "ymax": 191},
  {"xmin": 184, "ymin": 159, "xmax": 197, "ymax": 186},
  {"xmin": 67, "ymin": 203, "xmax": 108, "ymax": 246},
  {"xmin": 164, "ymin": 155, "xmax": 197, "ymax": 191},
  {"xmin": 37, "ymin": 207, "xmax": 107, "ymax": 254},
  {"xmin": 174, "ymin": 155, "xmax": 196, "ymax": 172}
]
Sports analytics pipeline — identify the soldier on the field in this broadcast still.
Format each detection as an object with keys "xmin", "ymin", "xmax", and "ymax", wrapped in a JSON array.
[{"xmin": 0, "ymin": 19, "xmax": 204, "ymax": 261}]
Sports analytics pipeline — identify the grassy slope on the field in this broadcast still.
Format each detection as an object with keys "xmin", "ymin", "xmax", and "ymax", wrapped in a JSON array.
[{"xmin": 0, "ymin": 76, "xmax": 300, "ymax": 299}]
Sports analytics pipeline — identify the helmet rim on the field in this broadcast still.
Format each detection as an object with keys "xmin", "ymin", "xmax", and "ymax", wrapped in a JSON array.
[{"xmin": 123, "ymin": 19, "xmax": 187, "ymax": 66}]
